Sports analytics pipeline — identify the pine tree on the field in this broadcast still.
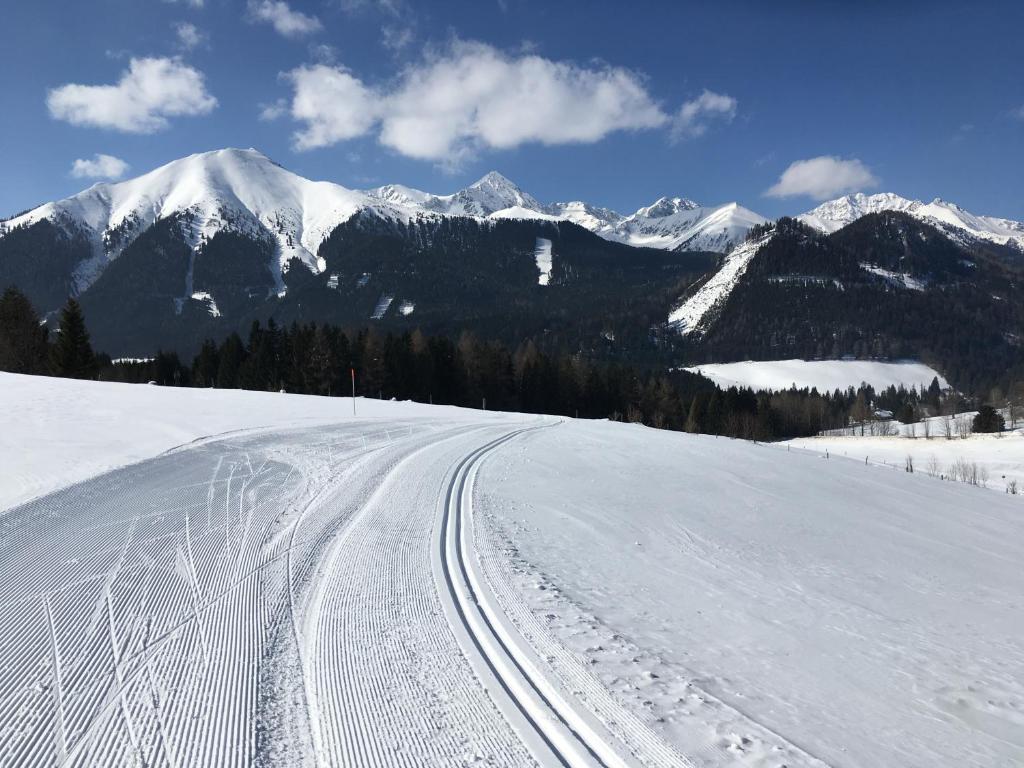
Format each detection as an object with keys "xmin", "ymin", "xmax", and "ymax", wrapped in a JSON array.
[
  {"xmin": 50, "ymin": 298, "xmax": 97, "ymax": 379},
  {"xmin": 973, "ymin": 405, "xmax": 1005, "ymax": 433},
  {"xmin": 216, "ymin": 333, "xmax": 246, "ymax": 389},
  {"xmin": 193, "ymin": 339, "xmax": 219, "ymax": 387},
  {"xmin": 0, "ymin": 286, "xmax": 50, "ymax": 374}
]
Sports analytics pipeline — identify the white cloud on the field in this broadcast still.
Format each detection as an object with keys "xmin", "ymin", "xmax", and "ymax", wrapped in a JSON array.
[
  {"xmin": 248, "ymin": 0, "xmax": 322, "ymax": 38},
  {"xmin": 175, "ymin": 22, "xmax": 205, "ymax": 51},
  {"xmin": 1013, "ymin": 105, "xmax": 1024, "ymax": 121},
  {"xmin": 282, "ymin": 41, "xmax": 668, "ymax": 161},
  {"xmin": 671, "ymin": 89, "xmax": 737, "ymax": 141},
  {"xmin": 162, "ymin": 0, "xmax": 204, "ymax": 7},
  {"xmin": 259, "ymin": 98, "xmax": 288, "ymax": 121},
  {"xmin": 70, "ymin": 154, "xmax": 130, "ymax": 180},
  {"xmin": 766, "ymin": 156, "xmax": 879, "ymax": 200},
  {"xmin": 47, "ymin": 57, "xmax": 217, "ymax": 133},
  {"xmin": 287, "ymin": 65, "xmax": 381, "ymax": 149}
]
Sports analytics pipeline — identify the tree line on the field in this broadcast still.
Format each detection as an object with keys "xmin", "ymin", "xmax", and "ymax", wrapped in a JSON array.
[{"xmin": 0, "ymin": 285, "xmax": 989, "ymax": 441}]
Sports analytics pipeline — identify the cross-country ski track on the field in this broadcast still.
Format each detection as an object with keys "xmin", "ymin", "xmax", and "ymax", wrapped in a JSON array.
[
  {"xmin": 2, "ymin": 377, "xmax": 1023, "ymax": 768},
  {"xmin": 0, "ymin": 417, "xmax": 684, "ymax": 767}
]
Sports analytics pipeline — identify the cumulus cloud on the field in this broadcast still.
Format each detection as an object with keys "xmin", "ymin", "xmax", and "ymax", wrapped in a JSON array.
[
  {"xmin": 765, "ymin": 156, "xmax": 879, "ymax": 200},
  {"xmin": 259, "ymin": 98, "xmax": 289, "ymax": 121},
  {"xmin": 175, "ymin": 22, "xmax": 205, "ymax": 50},
  {"xmin": 248, "ymin": 0, "xmax": 322, "ymax": 38},
  {"xmin": 47, "ymin": 57, "xmax": 217, "ymax": 133},
  {"xmin": 282, "ymin": 41, "xmax": 669, "ymax": 161},
  {"xmin": 287, "ymin": 65, "xmax": 381, "ymax": 149},
  {"xmin": 70, "ymin": 154, "xmax": 130, "ymax": 180},
  {"xmin": 671, "ymin": 90, "xmax": 737, "ymax": 141}
]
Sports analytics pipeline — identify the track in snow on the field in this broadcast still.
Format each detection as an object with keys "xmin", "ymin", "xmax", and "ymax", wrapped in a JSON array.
[
  {"xmin": 0, "ymin": 418, "xmax": 691, "ymax": 768},
  {"xmin": 438, "ymin": 427, "xmax": 655, "ymax": 768},
  {"xmin": 0, "ymin": 422, "xmax": 536, "ymax": 767}
]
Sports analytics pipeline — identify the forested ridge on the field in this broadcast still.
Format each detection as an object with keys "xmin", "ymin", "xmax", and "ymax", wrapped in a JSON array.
[{"xmin": 1, "ymin": 285, "xmax": 989, "ymax": 442}]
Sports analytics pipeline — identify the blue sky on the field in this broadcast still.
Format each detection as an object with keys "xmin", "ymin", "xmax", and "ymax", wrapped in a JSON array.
[{"xmin": 1, "ymin": 0, "xmax": 1022, "ymax": 220}]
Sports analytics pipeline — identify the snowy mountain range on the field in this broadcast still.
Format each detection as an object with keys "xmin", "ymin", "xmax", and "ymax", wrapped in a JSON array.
[
  {"xmin": 0, "ymin": 149, "xmax": 764, "ymax": 295},
  {"xmin": 5, "ymin": 148, "xmax": 1020, "ymax": 305},
  {"xmin": 364, "ymin": 174, "xmax": 767, "ymax": 253},
  {"xmin": 798, "ymin": 192, "xmax": 1024, "ymax": 252}
]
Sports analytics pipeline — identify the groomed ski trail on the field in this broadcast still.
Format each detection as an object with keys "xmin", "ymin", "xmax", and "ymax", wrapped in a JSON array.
[
  {"xmin": 0, "ymin": 418, "xmax": 694, "ymax": 767},
  {"xmin": 437, "ymin": 426, "xmax": 694, "ymax": 768}
]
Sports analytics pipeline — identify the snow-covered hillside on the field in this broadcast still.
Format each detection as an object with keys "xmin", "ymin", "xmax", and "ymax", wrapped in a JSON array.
[
  {"xmin": 479, "ymin": 422, "xmax": 1024, "ymax": 768},
  {"xmin": 0, "ymin": 148, "xmax": 427, "ymax": 292},
  {"xmin": 0, "ymin": 371, "xmax": 508, "ymax": 511},
  {"xmin": 799, "ymin": 192, "xmax": 1024, "ymax": 251},
  {"xmin": 1, "ymin": 373, "xmax": 1020, "ymax": 767},
  {"xmin": 668, "ymin": 232, "xmax": 771, "ymax": 334},
  {"xmin": 684, "ymin": 358, "xmax": 948, "ymax": 393}
]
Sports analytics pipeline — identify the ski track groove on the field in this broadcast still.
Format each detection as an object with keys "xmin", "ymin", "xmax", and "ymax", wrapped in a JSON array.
[
  {"xmin": 0, "ymin": 417, "xmax": 689, "ymax": 768},
  {"xmin": 437, "ymin": 426, "xmax": 679, "ymax": 768}
]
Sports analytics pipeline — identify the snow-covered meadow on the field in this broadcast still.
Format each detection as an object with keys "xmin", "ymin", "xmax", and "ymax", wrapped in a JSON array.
[
  {"xmin": 786, "ymin": 417, "xmax": 1024, "ymax": 493},
  {"xmin": 683, "ymin": 359, "xmax": 947, "ymax": 393},
  {"xmin": 0, "ymin": 374, "xmax": 1021, "ymax": 767}
]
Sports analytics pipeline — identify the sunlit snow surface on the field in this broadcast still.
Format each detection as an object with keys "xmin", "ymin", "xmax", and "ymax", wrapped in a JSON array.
[
  {"xmin": 0, "ymin": 373, "xmax": 1021, "ymax": 768},
  {"xmin": 684, "ymin": 358, "xmax": 948, "ymax": 393},
  {"xmin": 860, "ymin": 262, "xmax": 927, "ymax": 291},
  {"xmin": 477, "ymin": 422, "xmax": 1024, "ymax": 768},
  {"xmin": 371, "ymin": 294, "xmax": 394, "ymax": 319},
  {"xmin": 668, "ymin": 233, "xmax": 770, "ymax": 334},
  {"xmin": 533, "ymin": 237, "xmax": 553, "ymax": 285}
]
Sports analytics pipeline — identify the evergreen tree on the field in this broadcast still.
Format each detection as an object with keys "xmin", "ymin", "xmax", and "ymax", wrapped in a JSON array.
[
  {"xmin": 193, "ymin": 339, "xmax": 219, "ymax": 387},
  {"xmin": 50, "ymin": 298, "xmax": 97, "ymax": 379},
  {"xmin": 973, "ymin": 405, "xmax": 1005, "ymax": 433},
  {"xmin": 0, "ymin": 286, "xmax": 50, "ymax": 374},
  {"xmin": 216, "ymin": 333, "xmax": 246, "ymax": 389}
]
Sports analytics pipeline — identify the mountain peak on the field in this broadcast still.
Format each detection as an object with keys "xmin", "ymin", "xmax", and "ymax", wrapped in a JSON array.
[
  {"xmin": 471, "ymin": 170, "xmax": 519, "ymax": 189},
  {"xmin": 634, "ymin": 196, "xmax": 701, "ymax": 219},
  {"xmin": 799, "ymin": 192, "xmax": 1024, "ymax": 251}
]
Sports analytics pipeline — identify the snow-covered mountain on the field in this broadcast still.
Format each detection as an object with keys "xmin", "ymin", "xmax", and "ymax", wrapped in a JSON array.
[
  {"xmin": 0, "ymin": 149, "xmax": 765, "ymax": 299},
  {"xmin": 603, "ymin": 197, "xmax": 767, "ymax": 252},
  {"xmin": 365, "ymin": 174, "xmax": 765, "ymax": 253},
  {"xmin": 0, "ymin": 148, "xmax": 427, "ymax": 292},
  {"xmin": 798, "ymin": 192, "xmax": 1024, "ymax": 252},
  {"xmin": 368, "ymin": 171, "xmax": 546, "ymax": 218}
]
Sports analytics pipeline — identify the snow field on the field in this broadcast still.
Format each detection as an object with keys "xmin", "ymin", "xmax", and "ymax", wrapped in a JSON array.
[
  {"xmin": 786, "ymin": 425, "xmax": 1024, "ymax": 494},
  {"xmin": 683, "ymin": 358, "xmax": 947, "ymax": 393},
  {"xmin": 0, "ymin": 371, "xmax": 510, "ymax": 511},
  {"xmin": 476, "ymin": 421, "xmax": 1024, "ymax": 768},
  {"xmin": 2, "ymin": 374, "xmax": 1022, "ymax": 767},
  {"xmin": 534, "ymin": 238, "xmax": 553, "ymax": 286}
]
